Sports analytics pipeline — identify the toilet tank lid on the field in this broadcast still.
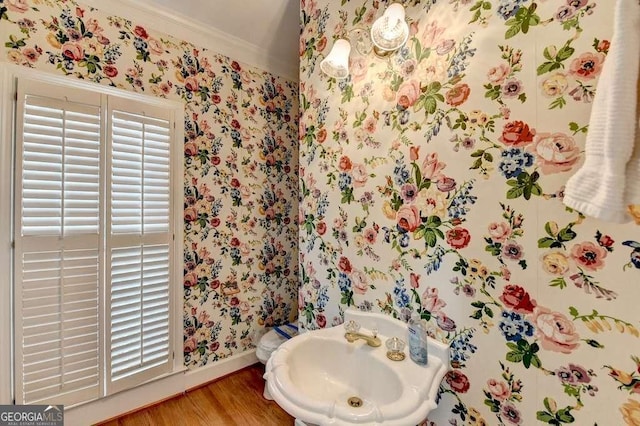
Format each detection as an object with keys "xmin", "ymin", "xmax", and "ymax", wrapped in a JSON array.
[{"xmin": 260, "ymin": 323, "xmax": 298, "ymax": 351}]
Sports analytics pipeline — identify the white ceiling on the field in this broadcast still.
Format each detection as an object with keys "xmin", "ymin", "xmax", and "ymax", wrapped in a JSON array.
[{"xmin": 142, "ymin": 0, "xmax": 300, "ymax": 78}]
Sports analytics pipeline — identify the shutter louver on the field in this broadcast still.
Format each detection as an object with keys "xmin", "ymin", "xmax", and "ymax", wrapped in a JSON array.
[
  {"xmin": 109, "ymin": 245, "xmax": 170, "ymax": 383},
  {"xmin": 21, "ymin": 96, "xmax": 101, "ymax": 236},
  {"xmin": 20, "ymin": 248, "xmax": 100, "ymax": 405},
  {"xmin": 111, "ymin": 111, "xmax": 170, "ymax": 235}
]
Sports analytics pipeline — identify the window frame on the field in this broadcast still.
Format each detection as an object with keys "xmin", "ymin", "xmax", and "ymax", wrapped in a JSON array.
[{"xmin": 2, "ymin": 64, "xmax": 184, "ymax": 407}]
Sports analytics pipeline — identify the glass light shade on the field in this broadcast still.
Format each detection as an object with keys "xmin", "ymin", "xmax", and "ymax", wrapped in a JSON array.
[
  {"xmin": 320, "ymin": 39, "xmax": 351, "ymax": 79},
  {"xmin": 370, "ymin": 3, "xmax": 409, "ymax": 52}
]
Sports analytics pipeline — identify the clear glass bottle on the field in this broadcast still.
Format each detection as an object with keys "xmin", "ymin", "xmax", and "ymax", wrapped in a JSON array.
[{"xmin": 408, "ymin": 312, "xmax": 428, "ymax": 365}]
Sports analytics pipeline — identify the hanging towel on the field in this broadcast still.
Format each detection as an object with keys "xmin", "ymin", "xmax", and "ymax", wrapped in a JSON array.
[{"xmin": 563, "ymin": 0, "xmax": 640, "ymax": 223}]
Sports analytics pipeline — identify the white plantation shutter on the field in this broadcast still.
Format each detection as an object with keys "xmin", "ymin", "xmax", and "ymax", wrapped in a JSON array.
[
  {"xmin": 106, "ymin": 100, "xmax": 173, "ymax": 393},
  {"xmin": 13, "ymin": 76, "xmax": 180, "ymax": 407},
  {"xmin": 14, "ymin": 82, "xmax": 102, "ymax": 406}
]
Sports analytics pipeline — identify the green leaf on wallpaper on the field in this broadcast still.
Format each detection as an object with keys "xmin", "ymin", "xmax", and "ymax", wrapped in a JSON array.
[
  {"xmin": 423, "ymin": 96, "xmax": 438, "ymax": 115},
  {"xmin": 484, "ymin": 306, "xmax": 494, "ymax": 318},
  {"xmin": 471, "ymin": 150, "xmax": 484, "ymax": 158},
  {"xmin": 537, "ymin": 61, "xmax": 562, "ymax": 76},
  {"xmin": 556, "ymin": 44, "xmax": 575, "ymax": 61},
  {"xmin": 341, "ymin": 187, "xmax": 354, "ymax": 204},
  {"xmin": 549, "ymin": 277, "xmax": 567, "ymax": 289},
  {"xmin": 558, "ymin": 225, "xmax": 576, "ymax": 242},
  {"xmin": 507, "ymin": 186, "xmax": 524, "ymax": 199},
  {"xmin": 483, "ymin": 152, "xmax": 493, "ymax": 162},
  {"xmin": 423, "ymin": 228, "xmax": 438, "ymax": 248},
  {"xmin": 341, "ymin": 85, "xmax": 354, "ymax": 104},
  {"xmin": 549, "ymin": 96, "xmax": 567, "ymax": 109},
  {"xmin": 352, "ymin": 6, "xmax": 366, "ymax": 25},
  {"xmin": 413, "ymin": 40, "xmax": 431, "ymax": 63},
  {"xmin": 470, "ymin": 310, "xmax": 483, "ymax": 320},
  {"xmin": 0, "ymin": 6, "xmax": 8, "ymax": 21},
  {"xmin": 568, "ymin": 306, "xmax": 579, "ymax": 318},
  {"xmin": 470, "ymin": 158, "xmax": 483, "ymax": 170},
  {"xmin": 557, "ymin": 408, "xmax": 575, "ymax": 423},
  {"xmin": 585, "ymin": 339, "xmax": 604, "ymax": 348}
]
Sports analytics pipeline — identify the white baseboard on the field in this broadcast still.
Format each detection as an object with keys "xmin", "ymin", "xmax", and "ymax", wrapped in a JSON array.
[
  {"xmin": 184, "ymin": 350, "xmax": 259, "ymax": 390},
  {"xmin": 64, "ymin": 349, "xmax": 258, "ymax": 426}
]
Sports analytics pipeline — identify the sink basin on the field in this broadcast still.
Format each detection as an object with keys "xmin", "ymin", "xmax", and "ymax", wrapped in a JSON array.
[{"xmin": 264, "ymin": 309, "xmax": 450, "ymax": 425}]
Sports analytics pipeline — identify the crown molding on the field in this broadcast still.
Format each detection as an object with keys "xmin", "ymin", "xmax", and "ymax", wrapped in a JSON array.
[{"xmin": 80, "ymin": 0, "xmax": 299, "ymax": 81}]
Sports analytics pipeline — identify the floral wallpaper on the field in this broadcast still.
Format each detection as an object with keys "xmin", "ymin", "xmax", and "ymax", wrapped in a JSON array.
[
  {"xmin": 0, "ymin": 0, "xmax": 299, "ymax": 369},
  {"xmin": 300, "ymin": 0, "xmax": 640, "ymax": 424}
]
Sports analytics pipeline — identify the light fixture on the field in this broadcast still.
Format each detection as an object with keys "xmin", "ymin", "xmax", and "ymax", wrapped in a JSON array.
[
  {"xmin": 370, "ymin": 3, "xmax": 409, "ymax": 56},
  {"xmin": 320, "ymin": 3, "xmax": 409, "ymax": 79},
  {"xmin": 320, "ymin": 38, "xmax": 351, "ymax": 80}
]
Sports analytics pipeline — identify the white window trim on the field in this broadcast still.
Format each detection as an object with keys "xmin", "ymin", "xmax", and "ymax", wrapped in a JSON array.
[{"xmin": 0, "ymin": 63, "xmax": 185, "ymax": 406}]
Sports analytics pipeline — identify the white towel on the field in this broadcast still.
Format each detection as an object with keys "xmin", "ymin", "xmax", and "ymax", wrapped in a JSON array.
[{"xmin": 563, "ymin": 0, "xmax": 640, "ymax": 223}]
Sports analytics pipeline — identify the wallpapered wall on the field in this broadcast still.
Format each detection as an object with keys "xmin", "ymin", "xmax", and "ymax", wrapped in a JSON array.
[
  {"xmin": 299, "ymin": 0, "xmax": 640, "ymax": 424},
  {"xmin": 0, "ymin": 0, "xmax": 299, "ymax": 369}
]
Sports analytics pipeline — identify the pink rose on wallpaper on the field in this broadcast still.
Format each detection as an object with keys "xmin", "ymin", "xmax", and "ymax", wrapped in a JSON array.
[
  {"xmin": 421, "ymin": 152, "xmax": 445, "ymax": 180},
  {"xmin": 183, "ymin": 272, "xmax": 198, "ymax": 288},
  {"xmin": 499, "ymin": 120, "xmax": 535, "ymax": 147},
  {"xmin": 6, "ymin": 0, "xmax": 28, "ymax": 13},
  {"xmin": 316, "ymin": 35, "xmax": 327, "ymax": 52},
  {"xmin": 148, "ymin": 37, "xmax": 164, "ymax": 55},
  {"xmin": 531, "ymin": 306, "xmax": 580, "ymax": 354},
  {"xmin": 134, "ymin": 25, "xmax": 149, "ymax": 39},
  {"xmin": 184, "ymin": 336, "xmax": 197, "ymax": 353},
  {"xmin": 569, "ymin": 52, "xmax": 605, "ymax": 81},
  {"xmin": 184, "ymin": 206, "xmax": 197, "ymax": 222},
  {"xmin": 338, "ymin": 155, "xmax": 353, "ymax": 171},
  {"xmin": 61, "ymin": 42, "xmax": 84, "ymax": 61},
  {"xmin": 487, "ymin": 63, "xmax": 511, "ymax": 84},
  {"xmin": 445, "ymin": 83, "xmax": 471, "ymax": 107},
  {"xmin": 528, "ymin": 132, "xmax": 580, "ymax": 174},
  {"xmin": 487, "ymin": 378, "xmax": 511, "ymax": 401},
  {"xmin": 103, "ymin": 65, "xmax": 118, "ymax": 78},
  {"xmin": 338, "ymin": 256, "xmax": 352, "ymax": 274},
  {"xmin": 351, "ymin": 269, "xmax": 369, "ymax": 295},
  {"xmin": 316, "ymin": 313, "xmax": 327, "ymax": 328},
  {"xmin": 422, "ymin": 287, "xmax": 446, "ymax": 314},
  {"xmin": 446, "ymin": 227, "xmax": 471, "ymax": 249},
  {"xmin": 500, "ymin": 284, "xmax": 536, "ymax": 313},
  {"xmin": 396, "ymin": 79, "xmax": 421, "ymax": 109},
  {"xmin": 351, "ymin": 163, "xmax": 368, "ymax": 187},
  {"xmin": 445, "ymin": 370, "xmax": 470, "ymax": 393},
  {"xmin": 316, "ymin": 221, "xmax": 326, "ymax": 235},
  {"xmin": 350, "ymin": 56, "xmax": 369, "ymax": 83},
  {"xmin": 570, "ymin": 241, "xmax": 608, "ymax": 271},
  {"xmin": 488, "ymin": 222, "xmax": 512, "ymax": 242},
  {"xmin": 184, "ymin": 76, "xmax": 200, "ymax": 92},
  {"xmin": 396, "ymin": 205, "xmax": 420, "ymax": 233}
]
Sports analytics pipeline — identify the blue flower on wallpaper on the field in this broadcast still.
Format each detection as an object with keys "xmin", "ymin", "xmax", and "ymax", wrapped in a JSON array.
[
  {"xmin": 393, "ymin": 161, "xmax": 410, "ymax": 186},
  {"xmin": 447, "ymin": 180, "xmax": 477, "ymax": 219},
  {"xmin": 338, "ymin": 272, "xmax": 352, "ymax": 293},
  {"xmin": 499, "ymin": 148, "xmax": 534, "ymax": 178},
  {"xmin": 317, "ymin": 286, "xmax": 330, "ymax": 310},
  {"xmin": 450, "ymin": 328, "xmax": 477, "ymax": 366},
  {"xmin": 499, "ymin": 311, "xmax": 534, "ymax": 342},
  {"xmin": 393, "ymin": 278, "xmax": 410, "ymax": 307},
  {"xmin": 448, "ymin": 35, "xmax": 476, "ymax": 79},
  {"xmin": 338, "ymin": 172, "xmax": 352, "ymax": 190},
  {"xmin": 497, "ymin": 0, "xmax": 528, "ymax": 20}
]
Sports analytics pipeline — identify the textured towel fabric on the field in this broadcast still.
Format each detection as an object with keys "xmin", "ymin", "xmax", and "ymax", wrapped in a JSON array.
[{"xmin": 563, "ymin": 0, "xmax": 640, "ymax": 223}]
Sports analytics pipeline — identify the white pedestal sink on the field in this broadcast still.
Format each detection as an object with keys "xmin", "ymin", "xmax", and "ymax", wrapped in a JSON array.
[{"xmin": 264, "ymin": 309, "xmax": 450, "ymax": 426}]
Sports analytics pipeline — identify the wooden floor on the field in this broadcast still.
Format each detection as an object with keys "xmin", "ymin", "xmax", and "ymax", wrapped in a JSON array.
[{"xmin": 98, "ymin": 364, "xmax": 295, "ymax": 426}]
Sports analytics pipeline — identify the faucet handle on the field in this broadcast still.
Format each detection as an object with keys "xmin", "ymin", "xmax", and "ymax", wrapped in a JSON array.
[
  {"xmin": 371, "ymin": 327, "xmax": 378, "ymax": 338},
  {"xmin": 344, "ymin": 320, "xmax": 360, "ymax": 333}
]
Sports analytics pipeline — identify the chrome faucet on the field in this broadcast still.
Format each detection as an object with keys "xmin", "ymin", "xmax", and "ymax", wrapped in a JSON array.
[{"xmin": 343, "ymin": 320, "xmax": 381, "ymax": 347}]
